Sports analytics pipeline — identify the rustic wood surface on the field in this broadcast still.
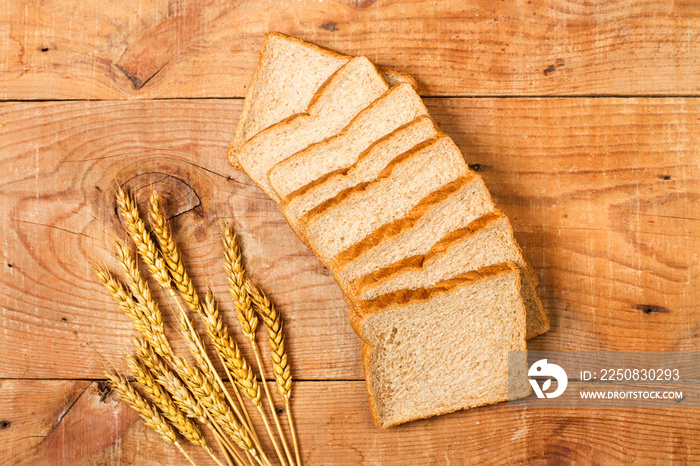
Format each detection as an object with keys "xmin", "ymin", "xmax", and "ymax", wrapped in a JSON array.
[{"xmin": 1, "ymin": 0, "xmax": 698, "ymax": 464}]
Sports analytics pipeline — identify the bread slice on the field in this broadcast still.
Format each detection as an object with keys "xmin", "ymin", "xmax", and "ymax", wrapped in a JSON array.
[
  {"xmin": 349, "ymin": 210, "xmax": 549, "ymax": 339},
  {"xmin": 229, "ymin": 32, "xmax": 416, "ymax": 168},
  {"xmin": 268, "ymin": 83, "xmax": 430, "ymax": 200},
  {"xmin": 236, "ymin": 56, "xmax": 390, "ymax": 201},
  {"xmin": 280, "ymin": 116, "xmax": 439, "ymax": 230},
  {"xmin": 355, "ymin": 262, "xmax": 530, "ymax": 429},
  {"xmin": 300, "ymin": 135, "xmax": 469, "ymax": 263},
  {"xmin": 329, "ymin": 175, "xmax": 495, "ymax": 290}
]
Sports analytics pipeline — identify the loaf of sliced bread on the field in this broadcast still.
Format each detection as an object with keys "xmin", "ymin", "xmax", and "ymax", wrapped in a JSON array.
[
  {"xmin": 349, "ymin": 210, "xmax": 549, "ymax": 339},
  {"xmin": 300, "ymin": 136, "xmax": 469, "ymax": 263},
  {"xmin": 268, "ymin": 83, "xmax": 430, "ymax": 200},
  {"xmin": 329, "ymin": 175, "xmax": 495, "ymax": 289},
  {"xmin": 237, "ymin": 56, "xmax": 390, "ymax": 201},
  {"xmin": 355, "ymin": 262, "xmax": 530, "ymax": 429},
  {"xmin": 229, "ymin": 32, "xmax": 416, "ymax": 168},
  {"xmin": 280, "ymin": 116, "xmax": 439, "ymax": 230}
]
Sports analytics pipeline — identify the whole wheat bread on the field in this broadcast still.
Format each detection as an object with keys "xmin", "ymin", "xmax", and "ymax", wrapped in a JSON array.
[
  {"xmin": 268, "ymin": 83, "xmax": 430, "ymax": 200},
  {"xmin": 300, "ymin": 135, "xmax": 469, "ymax": 263},
  {"xmin": 280, "ymin": 116, "xmax": 439, "ymax": 231},
  {"xmin": 329, "ymin": 175, "xmax": 494, "ymax": 289},
  {"xmin": 349, "ymin": 210, "xmax": 549, "ymax": 339},
  {"xmin": 355, "ymin": 262, "xmax": 530, "ymax": 429},
  {"xmin": 236, "ymin": 56, "xmax": 389, "ymax": 201},
  {"xmin": 229, "ymin": 32, "xmax": 416, "ymax": 168}
]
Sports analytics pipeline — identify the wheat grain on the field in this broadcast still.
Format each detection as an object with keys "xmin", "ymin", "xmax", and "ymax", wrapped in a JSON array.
[
  {"xmin": 126, "ymin": 355, "xmax": 209, "ymax": 449},
  {"xmin": 149, "ymin": 191, "xmax": 202, "ymax": 315},
  {"xmin": 222, "ymin": 224, "xmax": 258, "ymax": 340},
  {"xmin": 105, "ymin": 370, "xmax": 177, "ymax": 444}
]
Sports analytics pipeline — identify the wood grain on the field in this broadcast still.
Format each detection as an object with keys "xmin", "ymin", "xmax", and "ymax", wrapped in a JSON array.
[
  {"xmin": 0, "ymin": 98, "xmax": 698, "ymax": 382},
  {"xmin": 1, "ymin": 380, "xmax": 697, "ymax": 465},
  {"xmin": 1, "ymin": 0, "xmax": 698, "ymax": 99}
]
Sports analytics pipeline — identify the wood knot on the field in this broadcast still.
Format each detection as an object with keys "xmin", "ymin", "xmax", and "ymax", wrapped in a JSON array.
[
  {"xmin": 275, "ymin": 407, "xmax": 285, "ymax": 415},
  {"xmin": 0, "ymin": 420, "xmax": 10, "ymax": 430},
  {"xmin": 633, "ymin": 304, "xmax": 671, "ymax": 315},
  {"xmin": 117, "ymin": 172, "xmax": 201, "ymax": 226},
  {"xmin": 469, "ymin": 163, "xmax": 486, "ymax": 172},
  {"xmin": 97, "ymin": 381, "xmax": 113, "ymax": 403},
  {"xmin": 321, "ymin": 22, "xmax": 338, "ymax": 32}
]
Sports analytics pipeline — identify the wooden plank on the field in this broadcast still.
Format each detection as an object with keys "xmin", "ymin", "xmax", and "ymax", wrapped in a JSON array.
[
  {"xmin": 1, "ymin": 0, "xmax": 699, "ymax": 99},
  {"xmin": 1, "ymin": 379, "xmax": 698, "ymax": 464},
  {"xmin": 1, "ymin": 98, "xmax": 698, "ymax": 380}
]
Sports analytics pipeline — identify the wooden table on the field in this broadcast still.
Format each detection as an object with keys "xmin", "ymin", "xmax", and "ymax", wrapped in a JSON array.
[{"xmin": 1, "ymin": 1, "xmax": 698, "ymax": 464}]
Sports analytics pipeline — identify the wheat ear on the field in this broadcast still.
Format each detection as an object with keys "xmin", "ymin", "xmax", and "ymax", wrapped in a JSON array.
[
  {"xmin": 223, "ymin": 224, "xmax": 294, "ymax": 466},
  {"xmin": 105, "ymin": 371, "xmax": 197, "ymax": 466},
  {"xmin": 134, "ymin": 339, "xmax": 208, "ymax": 422},
  {"xmin": 93, "ymin": 265, "xmax": 173, "ymax": 359},
  {"xmin": 222, "ymin": 225, "xmax": 258, "ymax": 340},
  {"xmin": 149, "ymin": 191, "xmax": 201, "ymax": 315},
  {"xmin": 115, "ymin": 188, "xmax": 171, "ymax": 289},
  {"xmin": 247, "ymin": 282, "xmax": 300, "ymax": 466},
  {"xmin": 201, "ymin": 290, "xmax": 263, "ymax": 447},
  {"xmin": 126, "ymin": 355, "xmax": 214, "ymax": 445}
]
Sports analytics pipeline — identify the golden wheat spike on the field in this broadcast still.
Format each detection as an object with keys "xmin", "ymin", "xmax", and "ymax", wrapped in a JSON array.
[{"xmin": 222, "ymin": 224, "xmax": 258, "ymax": 340}]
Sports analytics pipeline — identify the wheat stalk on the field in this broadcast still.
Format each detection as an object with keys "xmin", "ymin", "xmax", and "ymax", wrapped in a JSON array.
[
  {"xmin": 246, "ymin": 281, "xmax": 300, "ymax": 466},
  {"xmin": 223, "ymin": 224, "xmax": 295, "ymax": 466},
  {"xmin": 105, "ymin": 370, "xmax": 197, "ymax": 466},
  {"xmin": 149, "ymin": 192, "xmax": 265, "ymax": 456}
]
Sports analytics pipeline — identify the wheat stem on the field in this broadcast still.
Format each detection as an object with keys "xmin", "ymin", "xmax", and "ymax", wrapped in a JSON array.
[
  {"xmin": 174, "ymin": 442, "xmax": 199, "ymax": 466},
  {"xmin": 284, "ymin": 402, "xmax": 300, "ymax": 466}
]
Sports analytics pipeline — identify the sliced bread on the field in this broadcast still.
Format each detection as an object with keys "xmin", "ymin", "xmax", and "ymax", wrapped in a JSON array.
[
  {"xmin": 329, "ymin": 175, "xmax": 495, "ymax": 289},
  {"xmin": 229, "ymin": 32, "xmax": 416, "ymax": 168},
  {"xmin": 268, "ymin": 83, "xmax": 430, "ymax": 200},
  {"xmin": 280, "ymin": 116, "xmax": 439, "ymax": 229},
  {"xmin": 349, "ymin": 210, "xmax": 549, "ymax": 339},
  {"xmin": 355, "ymin": 262, "xmax": 530, "ymax": 429},
  {"xmin": 300, "ymin": 135, "xmax": 469, "ymax": 263},
  {"xmin": 236, "ymin": 56, "xmax": 390, "ymax": 201}
]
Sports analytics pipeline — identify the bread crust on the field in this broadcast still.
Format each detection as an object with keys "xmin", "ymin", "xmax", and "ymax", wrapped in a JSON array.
[{"xmin": 228, "ymin": 32, "xmax": 416, "ymax": 169}]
